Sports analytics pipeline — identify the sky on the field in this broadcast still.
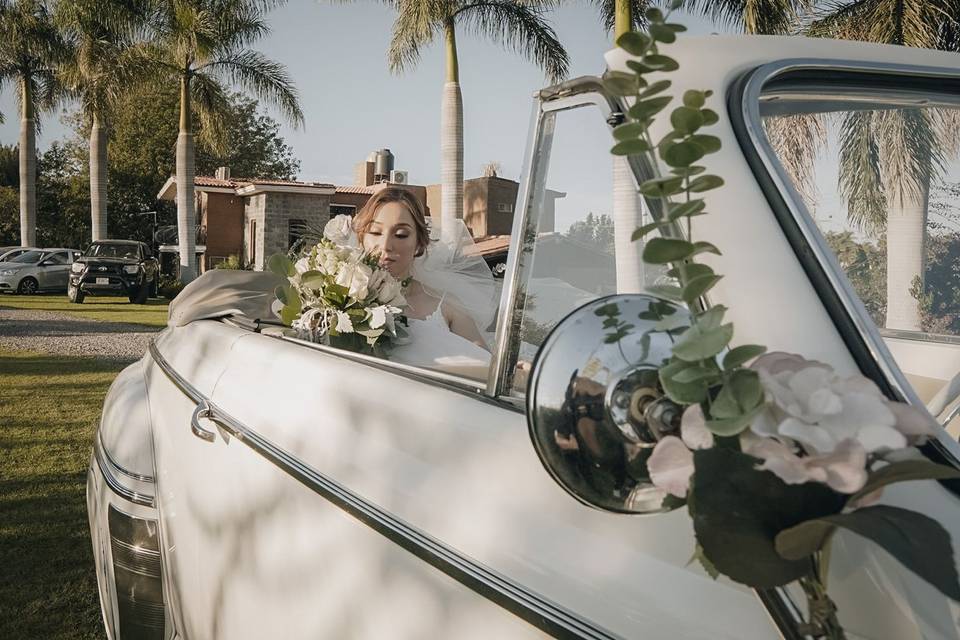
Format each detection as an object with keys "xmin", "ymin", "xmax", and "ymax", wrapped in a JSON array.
[{"xmin": 0, "ymin": 3, "xmax": 718, "ymax": 232}]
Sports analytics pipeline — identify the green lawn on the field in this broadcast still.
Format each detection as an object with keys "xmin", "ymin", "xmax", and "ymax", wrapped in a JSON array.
[
  {"xmin": 0, "ymin": 349, "xmax": 124, "ymax": 640},
  {"xmin": 0, "ymin": 293, "xmax": 169, "ymax": 327}
]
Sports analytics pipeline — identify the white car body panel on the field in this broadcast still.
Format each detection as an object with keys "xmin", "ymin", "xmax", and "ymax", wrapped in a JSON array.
[{"xmin": 88, "ymin": 34, "xmax": 960, "ymax": 640}]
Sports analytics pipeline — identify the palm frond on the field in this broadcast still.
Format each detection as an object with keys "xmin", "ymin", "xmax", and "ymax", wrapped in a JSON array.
[
  {"xmin": 763, "ymin": 113, "xmax": 825, "ymax": 204},
  {"xmin": 807, "ymin": 0, "xmax": 952, "ymax": 47},
  {"xmin": 191, "ymin": 70, "xmax": 232, "ymax": 154},
  {"xmin": 683, "ymin": 0, "xmax": 814, "ymax": 35},
  {"xmin": 456, "ymin": 0, "xmax": 569, "ymax": 81},
  {"xmin": 876, "ymin": 108, "xmax": 942, "ymax": 207},
  {"xmin": 387, "ymin": 0, "xmax": 445, "ymax": 74},
  {"xmin": 587, "ymin": 0, "xmax": 651, "ymax": 34},
  {"xmin": 838, "ymin": 110, "xmax": 886, "ymax": 233},
  {"xmin": 199, "ymin": 49, "xmax": 304, "ymax": 127}
]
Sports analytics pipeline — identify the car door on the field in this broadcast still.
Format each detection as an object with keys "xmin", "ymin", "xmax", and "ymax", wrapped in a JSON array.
[
  {"xmin": 37, "ymin": 251, "xmax": 70, "ymax": 290},
  {"xmin": 145, "ymin": 85, "xmax": 777, "ymax": 639}
]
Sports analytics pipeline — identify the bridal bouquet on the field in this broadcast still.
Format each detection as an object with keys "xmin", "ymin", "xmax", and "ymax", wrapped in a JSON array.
[
  {"xmin": 608, "ymin": 4, "xmax": 960, "ymax": 637},
  {"xmin": 270, "ymin": 215, "xmax": 407, "ymax": 352}
]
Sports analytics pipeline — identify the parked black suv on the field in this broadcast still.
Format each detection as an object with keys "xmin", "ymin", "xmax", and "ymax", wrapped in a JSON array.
[{"xmin": 69, "ymin": 240, "xmax": 160, "ymax": 304}]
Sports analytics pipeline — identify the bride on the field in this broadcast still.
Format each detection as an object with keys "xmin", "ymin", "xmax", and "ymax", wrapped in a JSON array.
[{"xmin": 352, "ymin": 188, "xmax": 495, "ymax": 370}]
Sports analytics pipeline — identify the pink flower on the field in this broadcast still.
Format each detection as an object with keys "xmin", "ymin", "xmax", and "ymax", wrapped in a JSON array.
[{"xmin": 648, "ymin": 405, "xmax": 714, "ymax": 498}]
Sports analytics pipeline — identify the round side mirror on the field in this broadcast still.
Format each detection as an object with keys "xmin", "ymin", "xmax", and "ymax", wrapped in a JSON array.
[{"xmin": 526, "ymin": 294, "xmax": 688, "ymax": 514}]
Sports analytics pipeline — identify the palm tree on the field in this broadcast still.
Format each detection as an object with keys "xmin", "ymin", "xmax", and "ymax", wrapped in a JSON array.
[
  {"xmin": 807, "ymin": 0, "xmax": 960, "ymax": 330},
  {"xmin": 386, "ymin": 0, "xmax": 568, "ymax": 242},
  {"xmin": 0, "ymin": 0, "xmax": 66, "ymax": 247},
  {"xmin": 139, "ymin": 0, "xmax": 303, "ymax": 282},
  {"xmin": 56, "ymin": 0, "xmax": 151, "ymax": 242}
]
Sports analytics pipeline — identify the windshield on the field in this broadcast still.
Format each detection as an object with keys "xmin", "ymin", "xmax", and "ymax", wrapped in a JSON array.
[
  {"xmin": 10, "ymin": 250, "xmax": 45, "ymax": 264},
  {"xmin": 85, "ymin": 243, "xmax": 140, "ymax": 260}
]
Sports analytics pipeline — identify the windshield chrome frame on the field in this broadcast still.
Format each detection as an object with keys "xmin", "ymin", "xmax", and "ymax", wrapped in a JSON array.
[{"xmin": 734, "ymin": 58, "xmax": 960, "ymax": 464}]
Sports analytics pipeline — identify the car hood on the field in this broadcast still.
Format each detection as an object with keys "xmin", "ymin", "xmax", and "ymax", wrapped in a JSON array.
[
  {"xmin": 77, "ymin": 256, "xmax": 139, "ymax": 265},
  {"xmin": 0, "ymin": 262, "xmax": 30, "ymax": 271}
]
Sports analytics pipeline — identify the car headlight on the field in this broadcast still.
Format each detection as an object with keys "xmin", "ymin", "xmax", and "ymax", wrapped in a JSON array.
[
  {"xmin": 123, "ymin": 265, "xmax": 139, "ymax": 275},
  {"xmin": 71, "ymin": 262, "xmax": 84, "ymax": 274},
  {"xmin": 0, "ymin": 269, "xmax": 15, "ymax": 276}
]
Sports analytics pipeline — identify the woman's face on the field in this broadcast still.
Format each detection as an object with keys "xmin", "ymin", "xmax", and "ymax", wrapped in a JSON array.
[{"xmin": 361, "ymin": 202, "xmax": 420, "ymax": 278}]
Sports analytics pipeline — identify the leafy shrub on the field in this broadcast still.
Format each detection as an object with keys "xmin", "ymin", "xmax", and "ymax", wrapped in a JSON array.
[{"xmin": 158, "ymin": 275, "xmax": 185, "ymax": 300}]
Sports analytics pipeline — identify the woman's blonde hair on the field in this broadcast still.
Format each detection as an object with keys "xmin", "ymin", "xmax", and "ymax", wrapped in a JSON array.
[{"xmin": 353, "ymin": 187, "xmax": 430, "ymax": 257}]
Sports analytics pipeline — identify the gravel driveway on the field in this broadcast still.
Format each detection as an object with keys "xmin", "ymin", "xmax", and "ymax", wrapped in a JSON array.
[{"xmin": 0, "ymin": 307, "xmax": 162, "ymax": 364}]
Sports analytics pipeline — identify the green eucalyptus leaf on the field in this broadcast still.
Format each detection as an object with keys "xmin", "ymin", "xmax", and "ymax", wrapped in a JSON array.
[
  {"xmin": 670, "ymin": 165, "xmax": 708, "ymax": 178},
  {"xmin": 629, "ymin": 95, "xmax": 672, "ymax": 119},
  {"xmin": 639, "ymin": 176, "xmax": 684, "ymax": 197},
  {"xmin": 671, "ymin": 107, "xmax": 704, "ymax": 134},
  {"xmin": 660, "ymin": 358, "xmax": 710, "ymax": 404},
  {"xmin": 691, "ymin": 447, "xmax": 846, "ymax": 588},
  {"xmin": 701, "ymin": 108, "xmax": 720, "ymax": 125},
  {"xmin": 667, "ymin": 261, "xmax": 714, "ymax": 281},
  {"xmin": 689, "ymin": 175, "xmax": 725, "ymax": 192},
  {"xmin": 301, "ymin": 273, "xmax": 327, "ymax": 290},
  {"xmin": 689, "ymin": 134, "xmax": 722, "ymax": 153},
  {"xmin": 723, "ymin": 344, "xmax": 767, "ymax": 370},
  {"xmin": 705, "ymin": 409, "xmax": 762, "ymax": 436},
  {"xmin": 682, "ymin": 273, "xmax": 722, "ymax": 303},
  {"xmin": 643, "ymin": 237, "xmax": 695, "ymax": 264},
  {"xmin": 691, "ymin": 241, "xmax": 722, "ymax": 256},
  {"xmin": 774, "ymin": 506, "xmax": 960, "ymax": 601},
  {"xmin": 683, "ymin": 90, "xmax": 706, "ymax": 108},
  {"xmin": 626, "ymin": 59, "xmax": 655, "ymax": 74},
  {"xmin": 645, "ymin": 7, "xmax": 664, "ymax": 22},
  {"xmin": 612, "ymin": 139, "xmax": 651, "ymax": 156},
  {"xmin": 697, "ymin": 304, "xmax": 727, "ymax": 331},
  {"xmin": 665, "ymin": 21, "xmax": 688, "ymax": 32},
  {"xmin": 603, "ymin": 71, "xmax": 640, "ymax": 97},
  {"xmin": 281, "ymin": 302, "xmax": 300, "ymax": 327},
  {"xmin": 267, "ymin": 253, "xmax": 294, "ymax": 277},
  {"xmin": 667, "ymin": 200, "xmax": 706, "ymax": 220},
  {"xmin": 663, "ymin": 141, "xmax": 706, "ymax": 168},
  {"xmin": 849, "ymin": 460, "xmax": 960, "ymax": 507},
  {"xmin": 613, "ymin": 122, "xmax": 647, "ymax": 142},
  {"xmin": 649, "ymin": 23, "xmax": 677, "ymax": 43},
  {"xmin": 644, "ymin": 54, "xmax": 679, "ymax": 72},
  {"xmin": 639, "ymin": 79, "xmax": 672, "ymax": 98},
  {"xmin": 711, "ymin": 369, "xmax": 763, "ymax": 419},
  {"xmin": 616, "ymin": 31, "xmax": 651, "ymax": 56},
  {"xmin": 646, "ymin": 284, "xmax": 683, "ymax": 301},
  {"xmin": 672, "ymin": 365, "xmax": 721, "ymax": 384},
  {"xmin": 672, "ymin": 322, "xmax": 734, "ymax": 361},
  {"xmin": 631, "ymin": 220, "xmax": 668, "ymax": 241},
  {"xmin": 274, "ymin": 284, "xmax": 289, "ymax": 305}
]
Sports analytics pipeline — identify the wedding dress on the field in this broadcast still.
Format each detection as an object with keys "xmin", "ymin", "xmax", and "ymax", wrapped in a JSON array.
[{"xmin": 387, "ymin": 293, "xmax": 492, "ymax": 377}]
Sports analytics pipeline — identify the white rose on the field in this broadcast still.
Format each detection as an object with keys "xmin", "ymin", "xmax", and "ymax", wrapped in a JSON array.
[
  {"xmin": 368, "ymin": 305, "xmax": 388, "ymax": 329},
  {"xmin": 647, "ymin": 405, "xmax": 713, "ymax": 498},
  {"xmin": 335, "ymin": 261, "xmax": 372, "ymax": 300},
  {"xmin": 377, "ymin": 276, "xmax": 405, "ymax": 307},
  {"xmin": 324, "ymin": 214, "xmax": 355, "ymax": 245},
  {"xmin": 294, "ymin": 257, "xmax": 312, "ymax": 274},
  {"xmin": 741, "ymin": 433, "xmax": 868, "ymax": 494}
]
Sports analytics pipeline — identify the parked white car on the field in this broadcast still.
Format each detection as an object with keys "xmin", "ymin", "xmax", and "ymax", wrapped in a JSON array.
[
  {"xmin": 0, "ymin": 248, "xmax": 81, "ymax": 294},
  {"xmin": 88, "ymin": 36, "xmax": 960, "ymax": 639}
]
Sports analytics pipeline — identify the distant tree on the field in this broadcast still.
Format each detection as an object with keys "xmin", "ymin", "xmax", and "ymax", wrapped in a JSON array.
[
  {"xmin": 0, "ymin": 144, "xmax": 17, "ymax": 187},
  {"xmin": 566, "ymin": 212, "xmax": 615, "ymax": 255}
]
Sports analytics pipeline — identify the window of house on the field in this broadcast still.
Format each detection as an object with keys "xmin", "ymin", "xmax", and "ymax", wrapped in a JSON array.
[
  {"xmin": 249, "ymin": 220, "xmax": 257, "ymax": 266},
  {"xmin": 330, "ymin": 204, "xmax": 357, "ymax": 217},
  {"xmin": 496, "ymin": 202, "xmax": 513, "ymax": 213},
  {"xmin": 757, "ymin": 76, "xmax": 960, "ymax": 433}
]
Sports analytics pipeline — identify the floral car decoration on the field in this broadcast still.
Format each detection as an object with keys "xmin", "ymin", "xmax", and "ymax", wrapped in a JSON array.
[
  {"xmin": 270, "ymin": 215, "xmax": 408, "ymax": 352},
  {"xmin": 606, "ymin": 3, "xmax": 960, "ymax": 637}
]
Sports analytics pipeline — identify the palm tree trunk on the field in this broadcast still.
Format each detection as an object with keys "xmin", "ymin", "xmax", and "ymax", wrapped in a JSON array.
[
  {"xmin": 440, "ymin": 18, "xmax": 463, "ymax": 243},
  {"xmin": 89, "ymin": 112, "xmax": 108, "ymax": 241},
  {"xmin": 611, "ymin": 2, "xmax": 646, "ymax": 292},
  {"xmin": 176, "ymin": 74, "xmax": 197, "ymax": 283},
  {"xmin": 19, "ymin": 76, "xmax": 36, "ymax": 247},
  {"xmin": 885, "ymin": 175, "xmax": 930, "ymax": 331}
]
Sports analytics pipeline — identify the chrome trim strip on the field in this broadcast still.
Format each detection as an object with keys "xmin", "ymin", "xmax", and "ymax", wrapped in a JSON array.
[
  {"xmin": 94, "ymin": 437, "xmax": 155, "ymax": 508},
  {"xmin": 148, "ymin": 341, "xmax": 621, "ymax": 640},
  {"xmin": 732, "ymin": 58, "xmax": 960, "ymax": 464},
  {"xmin": 98, "ymin": 432, "xmax": 155, "ymax": 483}
]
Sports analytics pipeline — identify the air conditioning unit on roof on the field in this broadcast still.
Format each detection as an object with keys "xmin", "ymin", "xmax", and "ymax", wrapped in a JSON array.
[{"xmin": 390, "ymin": 170, "xmax": 408, "ymax": 185}]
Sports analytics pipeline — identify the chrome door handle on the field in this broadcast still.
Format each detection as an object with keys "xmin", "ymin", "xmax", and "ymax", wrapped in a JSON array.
[{"xmin": 190, "ymin": 400, "xmax": 217, "ymax": 442}]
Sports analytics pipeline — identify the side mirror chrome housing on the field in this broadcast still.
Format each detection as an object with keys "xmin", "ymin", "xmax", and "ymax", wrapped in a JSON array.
[{"xmin": 526, "ymin": 294, "xmax": 688, "ymax": 514}]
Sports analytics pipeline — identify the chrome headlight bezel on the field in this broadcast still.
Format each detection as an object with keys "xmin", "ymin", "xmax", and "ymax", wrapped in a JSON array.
[
  {"xmin": 122, "ymin": 265, "xmax": 140, "ymax": 275},
  {"xmin": 0, "ymin": 268, "xmax": 17, "ymax": 276},
  {"xmin": 71, "ymin": 262, "xmax": 84, "ymax": 274}
]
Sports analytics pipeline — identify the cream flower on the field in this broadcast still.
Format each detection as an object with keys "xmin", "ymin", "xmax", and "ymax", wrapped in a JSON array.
[
  {"xmin": 368, "ymin": 305, "xmax": 388, "ymax": 329},
  {"xmin": 376, "ymin": 276, "xmax": 406, "ymax": 307},
  {"xmin": 324, "ymin": 214, "xmax": 355, "ymax": 245},
  {"xmin": 334, "ymin": 261, "xmax": 372, "ymax": 300},
  {"xmin": 335, "ymin": 310, "xmax": 354, "ymax": 333},
  {"xmin": 750, "ymin": 352, "xmax": 933, "ymax": 456},
  {"xmin": 294, "ymin": 256, "xmax": 312, "ymax": 275},
  {"xmin": 647, "ymin": 405, "xmax": 713, "ymax": 498},
  {"xmin": 741, "ymin": 433, "xmax": 868, "ymax": 493}
]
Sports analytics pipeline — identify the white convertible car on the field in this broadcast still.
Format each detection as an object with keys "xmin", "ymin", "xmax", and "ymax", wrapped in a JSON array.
[{"xmin": 88, "ymin": 36, "xmax": 960, "ymax": 639}]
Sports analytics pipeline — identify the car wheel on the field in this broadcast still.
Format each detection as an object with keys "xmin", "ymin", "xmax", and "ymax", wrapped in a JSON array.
[
  {"xmin": 68, "ymin": 285, "xmax": 85, "ymax": 304},
  {"xmin": 129, "ymin": 285, "xmax": 149, "ymax": 304},
  {"xmin": 17, "ymin": 277, "xmax": 38, "ymax": 295}
]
